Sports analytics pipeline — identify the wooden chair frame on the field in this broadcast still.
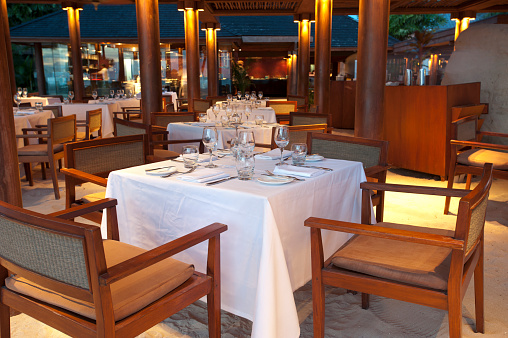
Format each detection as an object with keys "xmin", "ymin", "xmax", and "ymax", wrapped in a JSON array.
[
  {"xmin": 77, "ymin": 108, "xmax": 102, "ymax": 140},
  {"xmin": 287, "ymin": 94, "xmax": 308, "ymax": 112},
  {"xmin": 307, "ymin": 163, "xmax": 493, "ymax": 337},
  {"xmin": 0, "ymin": 198, "xmax": 226, "ymax": 337},
  {"xmin": 289, "ymin": 112, "xmax": 332, "ymax": 133},
  {"xmin": 267, "ymin": 101, "xmax": 298, "ymax": 124}
]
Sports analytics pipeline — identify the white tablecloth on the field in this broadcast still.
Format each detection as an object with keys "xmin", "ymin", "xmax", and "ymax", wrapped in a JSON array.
[
  {"xmin": 57, "ymin": 102, "xmax": 117, "ymax": 137},
  {"xmin": 135, "ymin": 91, "xmax": 178, "ymax": 111},
  {"xmin": 88, "ymin": 97, "xmax": 140, "ymax": 110},
  {"xmin": 14, "ymin": 110, "xmax": 54, "ymax": 148},
  {"xmin": 101, "ymin": 157, "xmax": 366, "ymax": 338},
  {"xmin": 206, "ymin": 107, "xmax": 276, "ymax": 123},
  {"xmin": 20, "ymin": 96, "xmax": 61, "ymax": 106},
  {"xmin": 167, "ymin": 122, "xmax": 275, "ymax": 153}
]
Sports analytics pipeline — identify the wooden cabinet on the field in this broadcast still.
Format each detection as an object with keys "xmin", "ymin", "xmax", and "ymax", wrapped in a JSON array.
[{"xmin": 329, "ymin": 81, "xmax": 356, "ymax": 129}]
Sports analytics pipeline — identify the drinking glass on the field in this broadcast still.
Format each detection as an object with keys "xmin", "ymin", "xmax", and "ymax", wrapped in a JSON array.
[
  {"xmin": 245, "ymin": 105, "xmax": 252, "ymax": 121},
  {"xmin": 225, "ymin": 106, "xmax": 233, "ymax": 121},
  {"xmin": 117, "ymin": 89, "xmax": 122, "ymax": 98},
  {"xmin": 92, "ymin": 90, "xmax": 98, "ymax": 100},
  {"xmin": 291, "ymin": 143, "xmax": 307, "ymax": 166},
  {"xmin": 13, "ymin": 94, "xmax": 21, "ymax": 110},
  {"xmin": 255, "ymin": 115, "xmax": 264, "ymax": 126},
  {"xmin": 230, "ymin": 137, "xmax": 239, "ymax": 158},
  {"xmin": 22, "ymin": 88, "xmax": 28, "ymax": 98},
  {"xmin": 258, "ymin": 91, "xmax": 263, "ymax": 100},
  {"xmin": 231, "ymin": 114, "xmax": 242, "ymax": 136},
  {"xmin": 110, "ymin": 90, "xmax": 115, "ymax": 98},
  {"xmin": 68, "ymin": 91, "xmax": 74, "ymax": 104},
  {"xmin": 238, "ymin": 130, "xmax": 255, "ymax": 152},
  {"xmin": 245, "ymin": 93, "xmax": 251, "ymax": 101},
  {"xmin": 236, "ymin": 150, "xmax": 255, "ymax": 180},
  {"xmin": 227, "ymin": 94, "xmax": 233, "ymax": 103},
  {"xmin": 17, "ymin": 87, "xmax": 22, "ymax": 97},
  {"xmin": 212, "ymin": 104, "xmax": 220, "ymax": 121},
  {"xmin": 237, "ymin": 92, "xmax": 242, "ymax": 100},
  {"xmin": 274, "ymin": 125, "xmax": 289, "ymax": 166},
  {"xmin": 221, "ymin": 115, "xmax": 228, "ymax": 127},
  {"xmin": 121, "ymin": 89, "xmax": 125, "ymax": 97},
  {"xmin": 182, "ymin": 145, "xmax": 199, "ymax": 168},
  {"xmin": 127, "ymin": 90, "xmax": 132, "ymax": 98},
  {"xmin": 198, "ymin": 113, "xmax": 207, "ymax": 122},
  {"xmin": 35, "ymin": 102, "xmax": 43, "ymax": 112},
  {"xmin": 202, "ymin": 127, "xmax": 218, "ymax": 168}
]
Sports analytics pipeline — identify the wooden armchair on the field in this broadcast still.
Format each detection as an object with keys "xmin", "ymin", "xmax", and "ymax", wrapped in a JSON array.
[
  {"xmin": 267, "ymin": 101, "xmax": 297, "ymax": 124},
  {"xmin": 77, "ymin": 108, "xmax": 102, "ymax": 141},
  {"xmin": 307, "ymin": 133, "xmax": 389, "ymax": 222},
  {"xmin": 287, "ymin": 94, "xmax": 308, "ymax": 112},
  {"xmin": 290, "ymin": 112, "xmax": 331, "ymax": 132},
  {"xmin": 151, "ymin": 112, "xmax": 195, "ymax": 128},
  {"xmin": 444, "ymin": 114, "xmax": 508, "ymax": 214},
  {"xmin": 162, "ymin": 96, "xmax": 174, "ymax": 112},
  {"xmin": 42, "ymin": 105, "xmax": 63, "ymax": 117},
  {"xmin": 307, "ymin": 163, "xmax": 493, "ymax": 337},
  {"xmin": 0, "ymin": 198, "xmax": 227, "ymax": 337}
]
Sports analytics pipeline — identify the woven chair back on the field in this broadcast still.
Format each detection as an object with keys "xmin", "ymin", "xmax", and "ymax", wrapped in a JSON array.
[
  {"xmin": 310, "ymin": 137, "xmax": 382, "ymax": 169},
  {"xmin": 193, "ymin": 99, "xmax": 212, "ymax": 113},
  {"xmin": 49, "ymin": 115, "xmax": 76, "ymax": 144},
  {"xmin": 455, "ymin": 118, "xmax": 477, "ymax": 141},
  {"xmin": 151, "ymin": 112, "xmax": 195, "ymax": 127},
  {"xmin": 267, "ymin": 101, "xmax": 297, "ymax": 115},
  {"xmin": 87, "ymin": 109, "xmax": 102, "ymax": 133},
  {"xmin": 287, "ymin": 95, "xmax": 307, "ymax": 108},
  {"xmin": 115, "ymin": 120, "xmax": 147, "ymax": 137},
  {"xmin": 44, "ymin": 105, "xmax": 63, "ymax": 117},
  {"xmin": 272, "ymin": 124, "xmax": 326, "ymax": 150}
]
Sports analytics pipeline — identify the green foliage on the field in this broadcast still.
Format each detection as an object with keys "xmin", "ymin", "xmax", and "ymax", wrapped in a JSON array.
[
  {"xmin": 389, "ymin": 14, "xmax": 447, "ymax": 41},
  {"xmin": 7, "ymin": 3, "xmax": 60, "ymax": 27},
  {"xmin": 231, "ymin": 60, "xmax": 252, "ymax": 95},
  {"xmin": 410, "ymin": 30, "xmax": 434, "ymax": 68}
]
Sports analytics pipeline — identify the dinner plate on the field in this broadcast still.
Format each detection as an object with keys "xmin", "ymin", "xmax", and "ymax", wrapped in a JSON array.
[
  {"xmin": 145, "ymin": 167, "xmax": 177, "ymax": 176},
  {"xmin": 257, "ymin": 175, "xmax": 294, "ymax": 185},
  {"xmin": 306, "ymin": 155, "xmax": 324, "ymax": 162}
]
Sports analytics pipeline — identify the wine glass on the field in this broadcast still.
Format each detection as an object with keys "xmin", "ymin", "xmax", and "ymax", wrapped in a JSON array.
[
  {"xmin": 212, "ymin": 104, "xmax": 220, "ymax": 122},
  {"xmin": 92, "ymin": 90, "xmax": 98, "ymax": 100},
  {"xmin": 274, "ymin": 125, "xmax": 289, "ymax": 166},
  {"xmin": 110, "ymin": 90, "xmax": 115, "ymax": 98},
  {"xmin": 227, "ymin": 94, "xmax": 232, "ymax": 103},
  {"xmin": 202, "ymin": 127, "xmax": 218, "ymax": 168},
  {"xmin": 225, "ymin": 105, "xmax": 233, "ymax": 122},
  {"xmin": 117, "ymin": 89, "xmax": 122, "ymax": 98},
  {"xmin": 68, "ymin": 91, "xmax": 74, "ymax": 104},
  {"xmin": 245, "ymin": 105, "xmax": 252, "ymax": 121},
  {"xmin": 238, "ymin": 130, "xmax": 255, "ymax": 152},
  {"xmin": 237, "ymin": 92, "xmax": 242, "ymax": 100},
  {"xmin": 121, "ymin": 89, "xmax": 125, "ymax": 97},
  {"xmin": 17, "ymin": 87, "xmax": 22, "ymax": 97},
  {"xmin": 245, "ymin": 93, "xmax": 250, "ymax": 101},
  {"xmin": 22, "ymin": 88, "xmax": 28, "ymax": 98},
  {"xmin": 13, "ymin": 94, "xmax": 21, "ymax": 110},
  {"xmin": 251, "ymin": 91, "xmax": 256, "ymax": 99},
  {"xmin": 258, "ymin": 91, "xmax": 263, "ymax": 100},
  {"xmin": 231, "ymin": 114, "xmax": 242, "ymax": 136}
]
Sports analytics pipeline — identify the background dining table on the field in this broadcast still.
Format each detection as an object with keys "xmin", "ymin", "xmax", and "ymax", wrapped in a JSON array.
[
  {"xmin": 19, "ymin": 96, "xmax": 61, "ymax": 106},
  {"xmin": 57, "ymin": 102, "xmax": 117, "ymax": 137},
  {"xmin": 88, "ymin": 97, "xmax": 140, "ymax": 110},
  {"xmin": 101, "ymin": 156, "xmax": 367, "ymax": 338},
  {"xmin": 206, "ymin": 106, "xmax": 276, "ymax": 124},
  {"xmin": 13, "ymin": 109, "xmax": 54, "ymax": 148}
]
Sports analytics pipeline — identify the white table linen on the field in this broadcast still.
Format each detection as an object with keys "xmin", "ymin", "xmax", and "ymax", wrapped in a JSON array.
[
  {"xmin": 88, "ymin": 97, "xmax": 140, "ymax": 110},
  {"xmin": 57, "ymin": 102, "xmax": 117, "ymax": 137},
  {"xmin": 135, "ymin": 91, "xmax": 178, "ymax": 111},
  {"xmin": 20, "ymin": 96, "xmax": 61, "ymax": 106},
  {"xmin": 101, "ymin": 157, "xmax": 367, "ymax": 338},
  {"xmin": 14, "ymin": 110, "xmax": 54, "ymax": 148},
  {"xmin": 206, "ymin": 106, "xmax": 276, "ymax": 123}
]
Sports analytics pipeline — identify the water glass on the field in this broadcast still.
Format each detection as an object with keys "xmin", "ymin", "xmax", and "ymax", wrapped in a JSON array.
[
  {"xmin": 35, "ymin": 102, "xmax": 43, "ymax": 112},
  {"xmin": 238, "ymin": 130, "xmax": 255, "ymax": 152},
  {"xmin": 221, "ymin": 115, "xmax": 229, "ymax": 127},
  {"xmin": 13, "ymin": 94, "xmax": 21, "ymax": 110},
  {"xmin": 99, "ymin": 96, "xmax": 105, "ymax": 102},
  {"xmin": 236, "ymin": 150, "xmax": 255, "ymax": 180},
  {"xmin": 202, "ymin": 127, "xmax": 218, "ymax": 168},
  {"xmin": 68, "ymin": 91, "xmax": 74, "ymax": 103},
  {"xmin": 92, "ymin": 90, "xmax": 98, "ymax": 100},
  {"xmin": 110, "ymin": 90, "xmax": 115, "ymax": 98},
  {"xmin": 182, "ymin": 145, "xmax": 199, "ymax": 168},
  {"xmin": 255, "ymin": 115, "xmax": 264, "ymax": 126},
  {"xmin": 198, "ymin": 113, "xmax": 207, "ymax": 122},
  {"xmin": 258, "ymin": 91, "xmax": 263, "ymax": 100},
  {"xmin": 274, "ymin": 125, "xmax": 289, "ymax": 166},
  {"xmin": 17, "ymin": 87, "xmax": 22, "ymax": 97},
  {"xmin": 230, "ymin": 137, "xmax": 239, "ymax": 158},
  {"xmin": 291, "ymin": 143, "xmax": 307, "ymax": 166},
  {"xmin": 63, "ymin": 97, "xmax": 69, "ymax": 104}
]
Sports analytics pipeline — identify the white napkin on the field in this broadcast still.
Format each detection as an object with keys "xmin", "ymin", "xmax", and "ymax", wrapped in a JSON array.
[
  {"xmin": 255, "ymin": 149, "xmax": 292, "ymax": 160},
  {"xmin": 176, "ymin": 154, "xmax": 217, "ymax": 163},
  {"xmin": 178, "ymin": 168, "xmax": 229, "ymax": 183},
  {"xmin": 192, "ymin": 122, "xmax": 215, "ymax": 127},
  {"xmin": 16, "ymin": 110, "xmax": 36, "ymax": 115},
  {"xmin": 273, "ymin": 165, "xmax": 324, "ymax": 178}
]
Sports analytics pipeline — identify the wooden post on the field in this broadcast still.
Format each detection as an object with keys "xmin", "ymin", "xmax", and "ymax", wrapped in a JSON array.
[
  {"xmin": 118, "ymin": 47, "xmax": 125, "ymax": 83},
  {"xmin": 289, "ymin": 53, "xmax": 298, "ymax": 96},
  {"xmin": 203, "ymin": 22, "xmax": 220, "ymax": 98},
  {"xmin": 181, "ymin": 1, "xmax": 202, "ymax": 113},
  {"xmin": 34, "ymin": 43, "xmax": 47, "ymax": 95},
  {"xmin": 295, "ymin": 14, "xmax": 312, "ymax": 98},
  {"xmin": 287, "ymin": 56, "xmax": 293, "ymax": 95},
  {"xmin": 314, "ymin": 0, "xmax": 333, "ymax": 116},
  {"xmin": 355, "ymin": 0, "xmax": 390, "ymax": 139},
  {"xmin": 65, "ymin": 5, "xmax": 85, "ymax": 101},
  {"xmin": 452, "ymin": 11, "xmax": 476, "ymax": 44},
  {"xmin": 0, "ymin": 3, "xmax": 22, "ymax": 206},
  {"xmin": 136, "ymin": 0, "xmax": 162, "ymax": 123},
  {"xmin": 1, "ymin": 0, "xmax": 16, "ymax": 96}
]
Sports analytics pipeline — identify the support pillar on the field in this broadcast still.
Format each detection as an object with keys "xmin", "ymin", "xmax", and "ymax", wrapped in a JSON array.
[
  {"xmin": 314, "ymin": 0, "xmax": 333, "ymax": 116},
  {"xmin": 295, "ymin": 14, "xmax": 313, "ymax": 98},
  {"xmin": 355, "ymin": 0, "xmax": 390, "ymax": 139},
  {"xmin": 65, "ymin": 5, "xmax": 85, "ymax": 101},
  {"xmin": 34, "ymin": 43, "xmax": 46, "ymax": 95},
  {"xmin": 287, "ymin": 53, "xmax": 298, "ymax": 96},
  {"xmin": 0, "ymin": 3, "xmax": 22, "ymax": 206},
  {"xmin": 428, "ymin": 54, "xmax": 439, "ymax": 85},
  {"xmin": 136, "ymin": 0, "xmax": 162, "ymax": 122},
  {"xmin": 118, "ymin": 47, "xmax": 125, "ymax": 83},
  {"xmin": 452, "ymin": 11, "xmax": 476, "ymax": 43},
  {"xmin": 180, "ymin": 1, "xmax": 203, "ymax": 113},
  {"xmin": 1, "ymin": 0, "xmax": 16, "ymax": 96},
  {"xmin": 202, "ymin": 22, "xmax": 220, "ymax": 98}
]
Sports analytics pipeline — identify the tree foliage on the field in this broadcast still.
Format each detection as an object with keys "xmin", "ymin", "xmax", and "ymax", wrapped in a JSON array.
[
  {"xmin": 7, "ymin": 3, "xmax": 60, "ymax": 27},
  {"xmin": 389, "ymin": 14, "xmax": 447, "ymax": 41},
  {"xmin": 231, "ymin": 60, "xmax": 252, "ymax": 95}
]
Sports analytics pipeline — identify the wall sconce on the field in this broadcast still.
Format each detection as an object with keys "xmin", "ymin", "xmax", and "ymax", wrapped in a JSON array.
[
  {"xmin": 293, "ymin": 13, "xmax": 315, "ymax": 23},
  {"xmin": 177, "ymin": 0, "xmax": 204, "ymax": 11},
  {"xmin": 200, "ymin": 22, "xmax": 221, "ymax": 31}
]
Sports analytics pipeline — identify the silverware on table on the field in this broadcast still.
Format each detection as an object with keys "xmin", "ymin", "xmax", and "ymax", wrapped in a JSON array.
[
  {"xmin": 161, "ymin": 166, "xmax": 197, "ymax": 178},
  {"xmin": 145, "ymin": 165, "xmax": 175, "ymax": 172},
  {"xmin": 206, "ymin": 176, "xmax": 238, "ymax": 185},
  {"xmin": 264, "ymin": 170, "xmax": 305, "ymax": 181},
  {"xmin": 298, "ymin": 165, "xmax": 333, "ymax": 171}
]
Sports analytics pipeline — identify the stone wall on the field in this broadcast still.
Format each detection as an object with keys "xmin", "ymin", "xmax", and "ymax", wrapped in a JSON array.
[{"xmin": 442, "ymin": 24, "xmax": 508, "ymax": 144}]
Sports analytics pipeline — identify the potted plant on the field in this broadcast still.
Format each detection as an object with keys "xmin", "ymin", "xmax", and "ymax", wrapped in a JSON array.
[{"xmin": 231, "ymin": 60, "xmax": 251, "ymax": 95}]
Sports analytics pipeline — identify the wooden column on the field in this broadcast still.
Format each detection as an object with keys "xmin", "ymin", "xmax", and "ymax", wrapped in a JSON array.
[
  {"xmin": 136, "ymin": 0, "xmax": 162, "ymax": 122},
  {"xmin": 452, "ymin": 11, "xmax": 476, "ymax": 43},
  {"xmin": 1, "ymin": 0, "xmax": 16, "ymax": 96},
  {"xmin": 287, "ymin": 57, "xmax": 293, "ymax": 95},
  {"xmin": 289, "ymin": 53, "xmax": 298, "ymax": 96},
  {"xmin": 295, "ymin": 14, "xmax": 312, "ymax": 98},
  {"xmin": 0, "ymin": 3, "xmax": 22, "ymax": 206},
  {"xmin": 428, "ymin": 54, "xmax": 438, "ymax": 85},
  {"xmin": 355, "ymin": 0, "xmax": 390, "ymax": 139},
  {"xmin": 66, "ymin": 5, "xmax": 85, "ymax": 101},
  {"xmin": 314, "ymin": 0, "xmax": 333, "ymax": 116},
  {"xmin": 203, "ymin": 22, "xmax": 220, "ymax": 98},
  {"xmin": 34, "ymin": 43, "xmax": 47, "ymax": 95},
  {"xmin": 118, "ymin": 47, "xmax": 125, "ymax": 83},
  {"xmin": 181, "ymin": 1, "xmax": 202, "ymax": 113}
]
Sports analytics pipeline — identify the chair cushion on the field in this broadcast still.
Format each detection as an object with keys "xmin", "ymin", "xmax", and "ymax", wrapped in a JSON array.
[
  {"xmin": 5, "ymin": 239, "xmax": 194, "ymax": 321},
  {"xmin": 331, "ymin": 222, "xmax": 454, "ymax": 291},
  {"xmin": 81, "ymin": 191, "xmax": 106, "ymax": 204},
  {"xmin": 457, "ymin": 148, "xmax": 508, "ymax": 170},
  {"xmin": 154, "ymin": 148, "xmax": 180, "ymax": 159},
  {"xmin": 76, "ymin": 131, "xmax": 87, "ymax": 140},
  {"xmin": 17, "ymin": 143, "xmax": 64, "ymax": 156}
]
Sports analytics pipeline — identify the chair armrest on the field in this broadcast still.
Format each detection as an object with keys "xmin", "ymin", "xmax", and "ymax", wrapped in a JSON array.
[
  {"xmin": 451, "ymin": 139, "xmax": 508, "ymax": 152},
  {"xmin": 155, "ymin": 139, "xmax": 202, "ymax": 145},
  {"xmin": 99, "ymin": 223, "xmax": 228, "ymax": 285},
  {"xmin": 479, "ymin": 131, "xmax": 508, "ymax": 139},
  {"xmin": 48, "ymin": 198, "xmax": 117, "ymax": 219},
  {"xmin": 360, "ymin": 182, "xmax": 470, "ymax": 198},
  {"xmin": 16, "ymin": 133, "xmax": 49, "ymax": 139},
  {"xmin": 305, "ymin": 217, "xmax": 463, "ymax": 249},
  {"xmin": 61, "ymin": 168, "xmax": 108, "ymax": 187},
  {"xmin": 21, "ymin": 127, "xmax": 47, "ymax": 132},
  {"xmin": 364, "ymin": 165, "xmax": 389, "ymax": 177}
]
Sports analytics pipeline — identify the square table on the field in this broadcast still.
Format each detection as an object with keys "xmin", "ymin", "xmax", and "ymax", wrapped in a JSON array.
[
  {"xmin": 101, "ymin": 156, "xmax": 366, "ymax": 337},
  {"xmin": 57, "ymin": 102, "xmax": 117, "ymax": 137}
]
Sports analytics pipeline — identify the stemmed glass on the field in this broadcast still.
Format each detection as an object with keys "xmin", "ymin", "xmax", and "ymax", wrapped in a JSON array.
[
  {"xmin": 13, "ymin": 94, "xmax": 21, "ymax": 110},
  {"xmin": 238, "ymin": 130, "xmax": 255, "ymax": 153},
  {"xmin": 225, "ymin": 106, "xmax": 233, "ymax": 124},
  {"xmin": 245, "ymin": 105, "xmax": 252, "ymax": 121},
  {"xmin": 17, "ymin": 87, "xmax": 22, "ymax": 97},
  {"xmin": 110, "ymin": 90, "xmax": 115, "ymax": 99},
  {"xmin": 231, "ymin": 114, "xmax": 242, "ymax": 136},
  {"xmin": 202, "ymin": 127, "xmax": 218, "ymax": 168},
  {"xmin": 245, "ymin": 92, "xmax": 251, "ymax": 101},
  {"xmin": 212, "ymin": 104, "xmax": 220, "ymax": 122},
  {"xmin": 258, "ymin": 91, "xmax": 263, "ymax": 100},
  {"xmin": 251, "ymin": 91, "xmax": 256, "ymax": 99},
  {"xmin": 227, "ymin": 94, "xmax": 232, "ymax": 104},
  {"xmin": 68, "ymin": 91, "xmax": 74, "ymax": 104},
  {"xmin": 92, "ymin": 90, "xmax": 98, "ymax": 100},
  {"xmin": 274, "ymin": 125, "xmax": 289, "ymax": 166},
  {"xmin": 237, "ymin": 92, "xmax": 242, "ymax": 101},
  {"xmin": 117, "ymin": 89, "xmax": 122, "ymax": 98},
  {"xmin": 121, "ymin": 89, "xmax": 125, "ymax": 97},
  {"xmin": 22, "ymin": 88, "xmax": 28, "ymax": 98}
]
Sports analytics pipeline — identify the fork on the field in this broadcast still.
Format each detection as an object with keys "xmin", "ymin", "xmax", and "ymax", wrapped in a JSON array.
[
  {"xmin": 162, "ymin": 166, "xmax": 197, "ymax": 178},
  {"xmin": 264, "ymin": 170, "xmax": 305, "ymax": 181}
]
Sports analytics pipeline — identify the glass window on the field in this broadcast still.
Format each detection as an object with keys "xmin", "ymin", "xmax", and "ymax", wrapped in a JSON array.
[{"xmin": 42, "ymin": 43, "xmax": 70, "ymax": 96}]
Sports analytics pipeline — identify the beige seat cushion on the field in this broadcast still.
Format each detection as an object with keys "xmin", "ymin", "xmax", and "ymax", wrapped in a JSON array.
[
  {"xmin": 17, "ymin": 143, "xmax": 64, "ymax": 156},
  {"xmin": 81, "ymin": 191, "xmax": 106, "ymax": 203},
  {"xmin": 154, "ymin": 148, "xmax": 180, "ymax": 159},
  {"xmin": 331, "ymin": 222, "xmax": 454, "ymax": 291},
  {"xmin": 458, "ymin": 148, "xmax": 508, "ymax": 170},
  {"xmin": 5, "ymin": 239, "xmax": 194, "ymax": 321},
  {"xmin": 76, "ymin": 131, "xmax": 87, "ymax": 140}
]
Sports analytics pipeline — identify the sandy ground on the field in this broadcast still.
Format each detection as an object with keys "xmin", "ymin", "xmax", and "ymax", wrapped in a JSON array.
[{"xmin": 7, "ymin": 165, "xmax": 508, "ymax": 337}]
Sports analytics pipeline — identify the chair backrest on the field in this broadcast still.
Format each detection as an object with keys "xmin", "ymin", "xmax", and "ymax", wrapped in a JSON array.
[
  {"xmin": 0, "ymin": 200, "xmax": 101, "ymax": 302},
  {"xmin": 193, "ymin": 99, "xmax": 212, "ymax": 113},
  {"xmin": 49, "ymin": 115, "xmax": 77, "ymax": 145},
  {"xmin": 151, "ymin": 112, "xmax": 195, "ymax": 127},
  {"xmin": 114, "ymin": 117, "xmax": 149, "ymax": 137},
  {"xmin": 87, "ymin": 108, "xmax": 102, "ymax": 136},
  {"xmin": 207, "ymin": 96, "xmax": 227, "ymax": 105},
  {"xmin": 290, "ymin": 112, "xmax": 331, "ymax": 129},
  {"xmin": 163, "ymin": 96, "xmax": 174, "ymax": 112},
  {"xmin": 39, "ymin": 94, "xmax": 64, "ymax": 103},
  {"xmin": 271, "ymin": 124, "xmax": 327, "ymax": 150},
  {"xmin": 307, "ymin": 133, "xmax": 389, "ymax": 169},
  {"xmin": 287, "ymin": 95, "xmax": 308, "ymax": 111},
  {"xmin": 17, "ymin": 102, "xmax": 32, "ymax": 108},
  {"xmin": 452, "ymin": 115, "xmax": 478, "ymax": 142},
  {"xmin": 65, "ymin": 134, "xmax": 148, "ymax": 175},
  {"xmin": 43, "ymin": 105, "xmax": 63, "ymax": 118},
  {"xmin": 266, "ymin": 101, "xmax": 298, "ymax": 115}
]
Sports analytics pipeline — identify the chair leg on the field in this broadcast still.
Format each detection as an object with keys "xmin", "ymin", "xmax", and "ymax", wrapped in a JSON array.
[
  {"xmin": 23, "ymin": 163, "xmax": 33, "ymax": 186},
  {"xmin": 474, "ymin": 240, "xmax": 485, "ymax": 333},
  {"xmin": 448, "ymin": 280, "xmax": 463, "ymax": 338},
  {"xmin": 48, "ymin": 159, "xmax": 60, "ymax": 200},
  {"xmin": 361, "ymin": 293, "xmax": 370, "ymax": 309},
  {"xmin": 465, "ymin": 174, "xmax": 472, "ymax": 190},
  {"xmin": 444, "ymin": 172, "xmax": 455, "ymax": 214},
  {"xmin": 40, "ymin": 162, "xmax": 47, "ymax": 180},
  {"xmin": 313, "ymin": 278, "xmax": 325, "ymax": 338},
  {"xmin": 1, "ymin": 266, "xmax": 10, "ymax": 337}
]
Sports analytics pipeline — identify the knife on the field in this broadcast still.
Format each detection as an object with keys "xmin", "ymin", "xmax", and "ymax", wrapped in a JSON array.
[
  {"xmin": 298, "ymin": 165, "xmax": 333, "ymax": 171},
  {"xmin": 145, "ymin": 165, "xmax": 175, "ymax": 172},
  {"xmin": 206, "ymin": 176, "xmax": 238, "ymax": 185}
]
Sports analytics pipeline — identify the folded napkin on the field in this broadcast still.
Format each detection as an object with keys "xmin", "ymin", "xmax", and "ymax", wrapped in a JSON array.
[
  {"xmin": 240, "ymin": 125, "xmax": 255, "ymax": 129},
  {"xmin": 273, "ymin": 165, "xmax": 325, "ymax": 178},
  {"xmin": 178, "ymin": 168, "xmax": 229, "ymax": 183},
  {"xmin": 16, "ymin": 110, "xmax": 36, "ymax": 115},
  {"xmin": 255, "ymin": 149, "xmax": 292, "ymax": 160},
  {"xmin": 257, "ymin": 107, "xmax": 272, "ymax": 110},
  {"xmin": 176, "ymin": 154, "xmax": 217, "ymax": 163},
  {"xmin": 191, "ymin": 122, "xmax": 215, "ymax": 127}
]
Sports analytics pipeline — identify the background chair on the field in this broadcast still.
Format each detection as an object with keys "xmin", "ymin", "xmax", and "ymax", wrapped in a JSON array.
[
  {"xmin": 287, "ymin": 94, "xmax": 308, "ymax": 112},
  {"xmin": 306, "ymin": 163, "xmax": 493, "ymax": 338},
  {"xmin": 76, "ymin": 108, "xmax": 102, "ymax": 141},
  {"xmin": 444, "ymin": 114, "xmax": 508, "ymax": 214},
  {"xmin": 42, "ymin": 105, "xmax": 62, "ymax": 117},
  {"xmin": 176, "ymin": 98, "xmax": 189, "ymax": 112},
  {"xmin": 0, "ymin": 198, "xmax": 226, "ymax": 337},
  {"xmin": 151, "ymin": 112, "xmax": 195, "ymax": 128},
  {"xmin": 259, "ymin": 124, "xmax": 327, "ymax": 150},
  {"xmin": 16, "ymin": 114, "xmax": 76, "ymax": 200},
  {"xmin": 307, "ymin": 133, "xmax": 389, "ymax": 222},
  {"xmin": 266, "ymin": 100, "xmax": 297, "ymax": 124},
  {"xmin": 163, "ymin": 96, "xmax": 174, "ymax": 112},
  {"xmin": 192, "ymin": 98, "xmax": 213, "ymax": 120},
  {"xmin": 290, "ymin": 112, "xmax": 331, "ymax": 132}
]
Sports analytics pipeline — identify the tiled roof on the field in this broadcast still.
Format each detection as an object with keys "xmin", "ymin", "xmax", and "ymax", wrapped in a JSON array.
[{"xmin": 10, "ymin": 4, "xmax": 398, "ymax": 46}]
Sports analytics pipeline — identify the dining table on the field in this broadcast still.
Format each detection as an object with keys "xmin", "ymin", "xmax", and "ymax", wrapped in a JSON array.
[
  {"xmin": 206, "ymin": 105, "xmax": 276, "ymax": 124},
  {"xmin": 135, "ymin": 91, "xmax": 178, "ymax": 111},
  {"xmin": 88, "ymin": 97, "xmax": 140, "ymax": 110},
  {"xmin": 14, "ymin": 109, "xmax": 54, "ymax": 148},
  {"xmin": 101, "ymin": 155, "xmax": 367, "ymax": 338},
  {"xmin": 56, "ymin": 102, "xmax": 117, "ymax": 137},
  {"xmin": 19, "ymin": 96, "xmax": 61, "ymax": 107}
]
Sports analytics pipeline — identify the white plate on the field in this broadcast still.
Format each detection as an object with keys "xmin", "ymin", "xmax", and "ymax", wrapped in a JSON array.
[
  {"xmin": 257, "ymin": 175, "xmax": 294, "ymax": 185},
  {"xmin": 145, "ymin": 167, "xmax": 177, "ymax": 176},
  {"xmin": 306, "ymin": 155, "xmax": 324, "ymax": 162}
]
